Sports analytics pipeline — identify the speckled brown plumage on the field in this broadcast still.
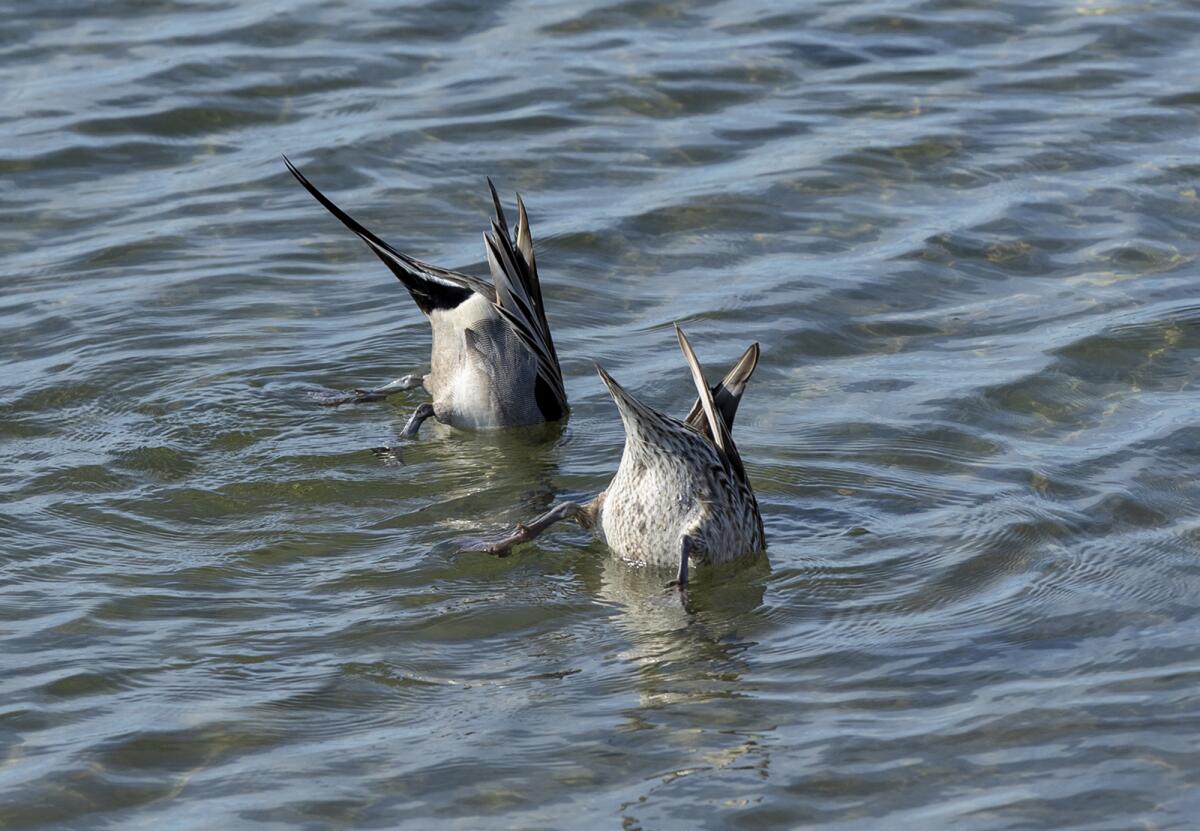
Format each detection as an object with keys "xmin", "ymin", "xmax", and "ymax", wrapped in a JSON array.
[
  {"xmin": 471, "ymin": 326, "xmax": 765, "ymax": 581},
  {"xmin": 593, "ymin": 328, "xmax": 764, "ymax": 567}
]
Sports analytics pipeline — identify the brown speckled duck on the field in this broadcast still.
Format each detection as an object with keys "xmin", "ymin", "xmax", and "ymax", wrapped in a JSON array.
[{"xmin": 471, "ymin": 326, "xmax": 764, "ymax": 589}]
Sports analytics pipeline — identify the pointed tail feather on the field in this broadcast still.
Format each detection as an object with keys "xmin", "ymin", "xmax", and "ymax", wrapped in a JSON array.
[
  {"xmin": 675, "ymin": 326, "xmax": 751, "ymax": 484},
  {"xmin": 675, "ymin": 325, "xmax": 729, "ymax": 459},
  {"xmin": 284, "ymin": 155, "xmax": 488, "ymax": 314},
  {"xmin": 595, "ymin": 363, "xmax": 662, "ymax": 427},
  {"xmin": 515, "ymin": 194, "xmax": 538, "ymax": 296},
  {"xmin": 512, "ymin": 195, "xmax": 556, "ymax": 371},
  {"xmin": 485, "ymin": 181, "xmax": 546, "ymax": 331},
  {"xmin": 684, "ymin": 342, "xmax": 759, "ymax": 434},
  {"xmin": 483, "ymin": 191, "xmax": 568, "ymax": 420},
  {"xmin": 486, "ymin": 177, "xmax": 509, "ymax": 240}
]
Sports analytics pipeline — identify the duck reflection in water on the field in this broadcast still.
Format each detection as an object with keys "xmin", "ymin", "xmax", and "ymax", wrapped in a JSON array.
[
  {"xmin": 378, "ymin": 420, "xmax": 569, "ymax": 544},
  {"xmin": 591, "ymin": 553, "xmax": 772, "ymax": 800},
  {"xmin": 467, "ymin": 326, "xmax": 766, "ymax": 594}
]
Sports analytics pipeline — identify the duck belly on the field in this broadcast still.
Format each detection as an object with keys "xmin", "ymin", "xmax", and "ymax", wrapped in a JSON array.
[
  {"xmin": 599, "ymin": 457, "xmax": 762, "ymax": 568},
  {"xmin": 599, "ymin": 463, "xmax": 698, "ymax": 567},
  {"xmin": 425, "ymin": 295, "xmax": 541, "ymax": 429}
]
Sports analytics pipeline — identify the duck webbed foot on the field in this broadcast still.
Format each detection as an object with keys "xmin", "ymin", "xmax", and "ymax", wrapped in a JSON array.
[
  {"xmin": 316, "ymin": 374, "xmax": 423, "ymax": 407},
  {"xmin": 460, "ymin": 501, "xmax": 586, "ymax": 557}
]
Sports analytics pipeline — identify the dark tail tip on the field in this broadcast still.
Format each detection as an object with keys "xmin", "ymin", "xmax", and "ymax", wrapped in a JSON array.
[{"xmin": 486, "ymin": 176, "xmax": 507, "ymax": 231}]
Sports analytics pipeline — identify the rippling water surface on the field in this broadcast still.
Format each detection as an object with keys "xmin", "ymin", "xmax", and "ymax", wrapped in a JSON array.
[{"xmin": 4, "ymin": 1, "xmax": 1200, "ymax": 828}]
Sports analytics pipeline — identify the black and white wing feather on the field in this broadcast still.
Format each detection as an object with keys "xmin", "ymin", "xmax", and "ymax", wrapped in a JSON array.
[{"xmin": 482, "ymin": 182, "xmax": 568, "ymax": 421}]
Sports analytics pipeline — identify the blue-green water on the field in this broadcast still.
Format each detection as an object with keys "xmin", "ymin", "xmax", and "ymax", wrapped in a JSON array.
[{"xmin": 3, "ymin": 1, "xmax": 1200, "ymax": 828}]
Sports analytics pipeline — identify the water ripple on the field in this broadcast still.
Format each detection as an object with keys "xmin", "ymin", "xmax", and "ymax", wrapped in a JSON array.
[{"xmin": 4, "ymin": 0, "xmax": 1200, "ymax": 828}]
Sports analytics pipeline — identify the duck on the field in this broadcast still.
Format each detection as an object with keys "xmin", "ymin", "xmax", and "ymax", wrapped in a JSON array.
[
  {"xmin": 469, "ymin": 325, "xmax": 764, "ymax": 589},
  {"xmin": 283, "ymin": 156, "xmax": 568, "ymax": 436}
]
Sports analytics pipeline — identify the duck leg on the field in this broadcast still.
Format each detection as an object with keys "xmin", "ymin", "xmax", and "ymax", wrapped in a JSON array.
[
  {"xmin": 462, "ymin": 501, "xmax": 588, "ymax": 557},
  {"xmin": 666, "ymin": 535, "xmax": 693, "ymax": 595},
  {"xmin": 402, "ymin": 402, "xmax": 437, "ymax": 437},
  {"xmin": 318, "ymin": 374, "xmax": 423, "ymax": 407}
]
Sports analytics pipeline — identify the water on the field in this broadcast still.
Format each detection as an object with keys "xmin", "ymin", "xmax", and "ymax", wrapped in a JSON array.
[{"xmin": 3, "ymin": 0, "xmax": 1200, "ymax": 827}]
